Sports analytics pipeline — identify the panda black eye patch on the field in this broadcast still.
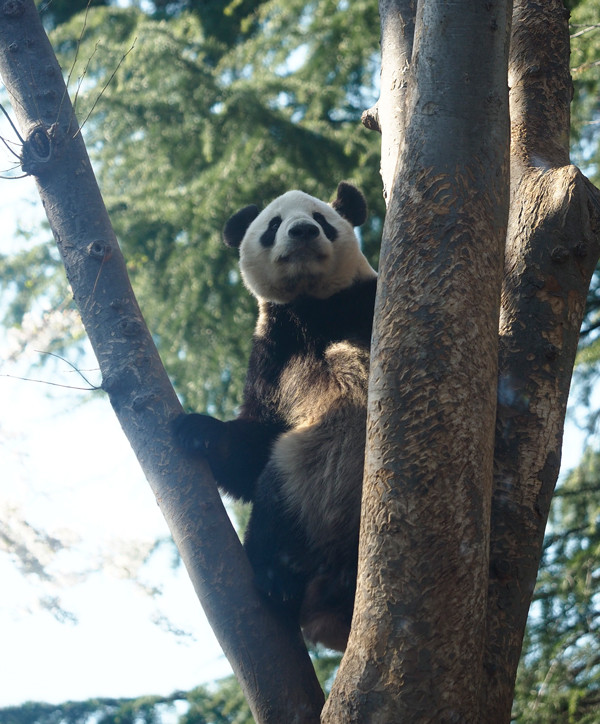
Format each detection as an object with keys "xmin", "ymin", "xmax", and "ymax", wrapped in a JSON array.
[
  {"xmin": 313, "ymin": 212, "xmax": 338, "ymax": 242},
  {"xmin": 260, "ymin": 216, "xmax": 282, "ymax": 247}
]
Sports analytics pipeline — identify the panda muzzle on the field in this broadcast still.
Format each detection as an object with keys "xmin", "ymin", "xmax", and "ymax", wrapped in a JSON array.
[{"xmin": 288, "ymin": 221, "xmax": 321, "ymax": 242}]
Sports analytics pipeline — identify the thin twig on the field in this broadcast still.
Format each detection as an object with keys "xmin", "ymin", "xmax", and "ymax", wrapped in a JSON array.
[
  {"xmin": 572, "ymin": 59, "xmax": 600, "ymax": 74},
  {"xmin": 35, "ymin": 348, "xmax": 100, "ymax": 389},
  {"xmin": 74, "ymin": 38, "xmax": 137, "ymax": 138},
  {"xmin": 0, "ymin": 101, "xmax": 25, "ymax": 144},
  {"xmin": 570, "ymin": 23, "xmax": 600, "ymax": 39},
  {"xmin": 60, "ymin": 0, "xmax": 94, "ymax": 133},
  {"xmin": 1, "ymin": 373, "xmax": 97, "ymax": 391}
]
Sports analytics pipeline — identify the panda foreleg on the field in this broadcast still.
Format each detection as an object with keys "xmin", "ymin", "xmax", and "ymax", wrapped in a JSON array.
[{"xmin": 174, "ymin": 413, "xmax": 283, "ymax": 502}]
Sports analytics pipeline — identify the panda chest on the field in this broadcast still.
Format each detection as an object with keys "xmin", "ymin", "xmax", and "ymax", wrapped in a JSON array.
[
  {"xmin": 275, "ymin": 338, "xmax": 370, "ymax": 430},
  {"xmin": 270, "ymin": 338, "xmax": 369, "ymax": 545}
]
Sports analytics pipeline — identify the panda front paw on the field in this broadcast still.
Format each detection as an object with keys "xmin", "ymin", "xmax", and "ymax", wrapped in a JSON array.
[{"xmin": 173, "ymin": 413, "xmax": 227, "ymax": 456}]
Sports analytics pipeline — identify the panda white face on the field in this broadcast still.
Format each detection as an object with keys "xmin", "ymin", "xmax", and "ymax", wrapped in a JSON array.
[{"xmin": 233, "ymin": 189, "xmax": 376, "ymax": 304}]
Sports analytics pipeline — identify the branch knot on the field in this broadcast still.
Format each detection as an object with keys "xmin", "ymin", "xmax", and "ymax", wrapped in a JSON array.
[
  {"xmin": 21, "ymin": 123, "xmax": 58, "ymax": 175},
  {"xmin": 2, "ymin": 0, "xmax": 24, "ymax": 17}
]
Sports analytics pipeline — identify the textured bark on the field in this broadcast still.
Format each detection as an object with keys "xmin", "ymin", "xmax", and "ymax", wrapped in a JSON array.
[
  {"xmin": 340, "ymin": 0, "xmax": 600, "ymax": 724},
  {"xmin": 323, "ymin": 3, "xmax": 512, "ymax": 722},
  {"xmin": 0, "ymin": 3, "xmax": 324, "ymax": 722},
  {"xmin": 483, "ymin": 2, "xmax": 600, "ymax": 720}
]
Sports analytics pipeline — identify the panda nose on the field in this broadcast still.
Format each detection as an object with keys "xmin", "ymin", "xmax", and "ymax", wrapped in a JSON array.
[{"xmin": 288, "ymin": 221, "xmax": 320, "ymax": 241}]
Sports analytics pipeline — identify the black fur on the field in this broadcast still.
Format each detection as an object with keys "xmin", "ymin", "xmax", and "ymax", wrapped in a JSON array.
[
  {"xmin": 175, "ymin": 279, "xmax": 376, "ymax": 644},
  {"xmin": 312, "ymin": 212, "xmax": 338, "ymax": 241},
  {"xmin": 260, "ymin": 216, "xmax": 282, "ymax": 248},
  {"xmin": 331, "ymin": 181, "xmax": 367, "ymax": 227},
  {"xmin": 223, "ymin": 204, "xmax": 259, "ymax": 248},
  {"xmin": 221, "ymin": 182, "xmax": 366, "ymax": 250}
]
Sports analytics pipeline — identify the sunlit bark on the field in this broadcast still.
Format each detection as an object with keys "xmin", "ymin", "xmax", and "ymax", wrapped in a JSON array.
[{"xmin": 484, "ymin": 2, "xmax": 600, "ymax": 719}]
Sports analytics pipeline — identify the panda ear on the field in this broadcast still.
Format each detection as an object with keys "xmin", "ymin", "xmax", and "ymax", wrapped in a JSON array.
[
  {"xmin": 331, "ymin": 182, "xmax": 367, "ymax": 227},
  {"xmin": 223, "ymin": 204, "xmax": 260, "ymax": 248}
]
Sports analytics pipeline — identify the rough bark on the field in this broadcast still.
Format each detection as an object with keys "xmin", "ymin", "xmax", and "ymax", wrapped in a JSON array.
[
  {"xmin": 0, "ymin": 3, "xmax": 324, "ymax": 722},
  {"xmin": 323, "ymin": 3, "xmax": 512, "ymax": 722},
  {"xmin": 347, "ymin": 1, "xmax": 600, "ymax": 721},
  {"xmin": 483, "ymin": 2, "xmax": 600, "ymax": 719}
]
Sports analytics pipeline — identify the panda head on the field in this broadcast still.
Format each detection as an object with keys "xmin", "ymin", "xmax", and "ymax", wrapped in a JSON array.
[{"xmin": 223, "ymin": 182, "xmax": 376, "ymax": 304}]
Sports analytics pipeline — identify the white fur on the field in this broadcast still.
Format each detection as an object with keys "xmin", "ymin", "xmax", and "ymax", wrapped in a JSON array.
[{"xmin": 239, "ymin": 190, "xmax": 376, "ymax": 304}]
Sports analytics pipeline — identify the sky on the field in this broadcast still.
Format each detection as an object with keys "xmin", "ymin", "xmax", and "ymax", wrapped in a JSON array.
[
  {"xmin": 0, "ymin": 107, "xmax": 592, "ymax": 711},
  {"xmin": 0, "ymin": 367, "xmax": 232, "ymax": 708},
  {"xmin": 0, "ymin": 145, "xmax": 232, "ymax": 707}
]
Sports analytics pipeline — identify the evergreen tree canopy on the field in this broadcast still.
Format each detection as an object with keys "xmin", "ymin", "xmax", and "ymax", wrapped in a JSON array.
[
  {"xmin": 0, "ymin": 683, "xmax": 252, "ymax": 724},
  {"xmin": 0, "ymin": 651, "xmax": 343, "ymax": 723},
  {"xmin": 569, "ymin": 1, "xmax": 600, "ymax": 381},
  {"xmin": 5, "ymin": 0, "xmax": 383, "ymax": 415},
  {"xmin": 514, "ymin": 448, "xmax": 600, "ymax": 722}
]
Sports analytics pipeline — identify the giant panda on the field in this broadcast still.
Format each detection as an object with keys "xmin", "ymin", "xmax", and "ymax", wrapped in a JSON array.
[{"xmin": 175, "ymin": 182, "xmax": 377, "ymax": 651}]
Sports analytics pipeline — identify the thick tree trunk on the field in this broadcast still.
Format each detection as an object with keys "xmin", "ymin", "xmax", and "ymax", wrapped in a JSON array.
[
  {"xmin": 0, "ymin": 3, "xmax": 324, "ymax": 722},
  {"xmin": 483, "ymin": 2, "xmax": 600, "ymax": 719},
  {"xmin": 323, "ymin": 3, "xmax": 512, "ymax": 721}
]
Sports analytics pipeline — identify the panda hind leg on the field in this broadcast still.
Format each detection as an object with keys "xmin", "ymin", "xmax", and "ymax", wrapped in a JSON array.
[
  {"xmin": 243, "ymin": 466, "xmax": 309, "ymax": 621},
  {"xmin": 300, "ymin": 567, "xmax": 356, "ymax": 652}
]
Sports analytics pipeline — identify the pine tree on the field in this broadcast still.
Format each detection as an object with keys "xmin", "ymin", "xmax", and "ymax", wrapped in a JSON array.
[{"xmin": 22, "ymin": 0, "xmax": 383, "ymax": 416}]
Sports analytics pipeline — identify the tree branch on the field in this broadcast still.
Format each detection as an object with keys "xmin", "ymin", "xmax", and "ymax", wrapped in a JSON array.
[
  {"xmin": 367, "ymin": 0, "xmax": 416, "ymax": 201},
  {"xmin": 0, "ymin": 3, "xmax": 324, "ymax": 721},
  {"xmin": 484, "ymin": 2, "xmax": 600, "ymax": 720}
]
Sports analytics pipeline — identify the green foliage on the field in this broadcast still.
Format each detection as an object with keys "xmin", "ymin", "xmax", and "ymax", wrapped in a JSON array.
[
  {"xmin": 36, "ymin": 0, "xmax": 109, "ymax": 30},
  {"xmin": 570, "ymin": 0, "xmax": 600, "ymax": 170},
  {"xmin": 0, "ymin": 658, "xmax": 345, "ymax": 724},
  {"xmin": 182, "ymin": 679, "xmax": 253, "ymax": 724},
  {"xmin": 566, "ymin": 6, "xmax": 600, "ymax": 417},
  {"xmin": 5, "ymin": 0, "xmax": 383, "ymax": 416},
  {"xmin": 0, "ymin": 242, "xmax": 64, "ymax": 326},
  {"xmin": 0, "ymin": 684, "xmax": 251, "ymax": 724},
  {"xmin": 513, "ymin": 448, "xmax": 600, "ymax": 722}
]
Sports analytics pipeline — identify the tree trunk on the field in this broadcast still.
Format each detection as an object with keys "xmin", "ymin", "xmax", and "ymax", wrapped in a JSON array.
[
  {"xmin": 0, "ymin": 3, "xmax": 324, "ymax": 722},
  {"xmin": 364, "ymin": 0, "xmax": 416, "ymax": 203},
  {"xmin": 323, "ymin": 2, "xmax": 512, "ymax": 721}
]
